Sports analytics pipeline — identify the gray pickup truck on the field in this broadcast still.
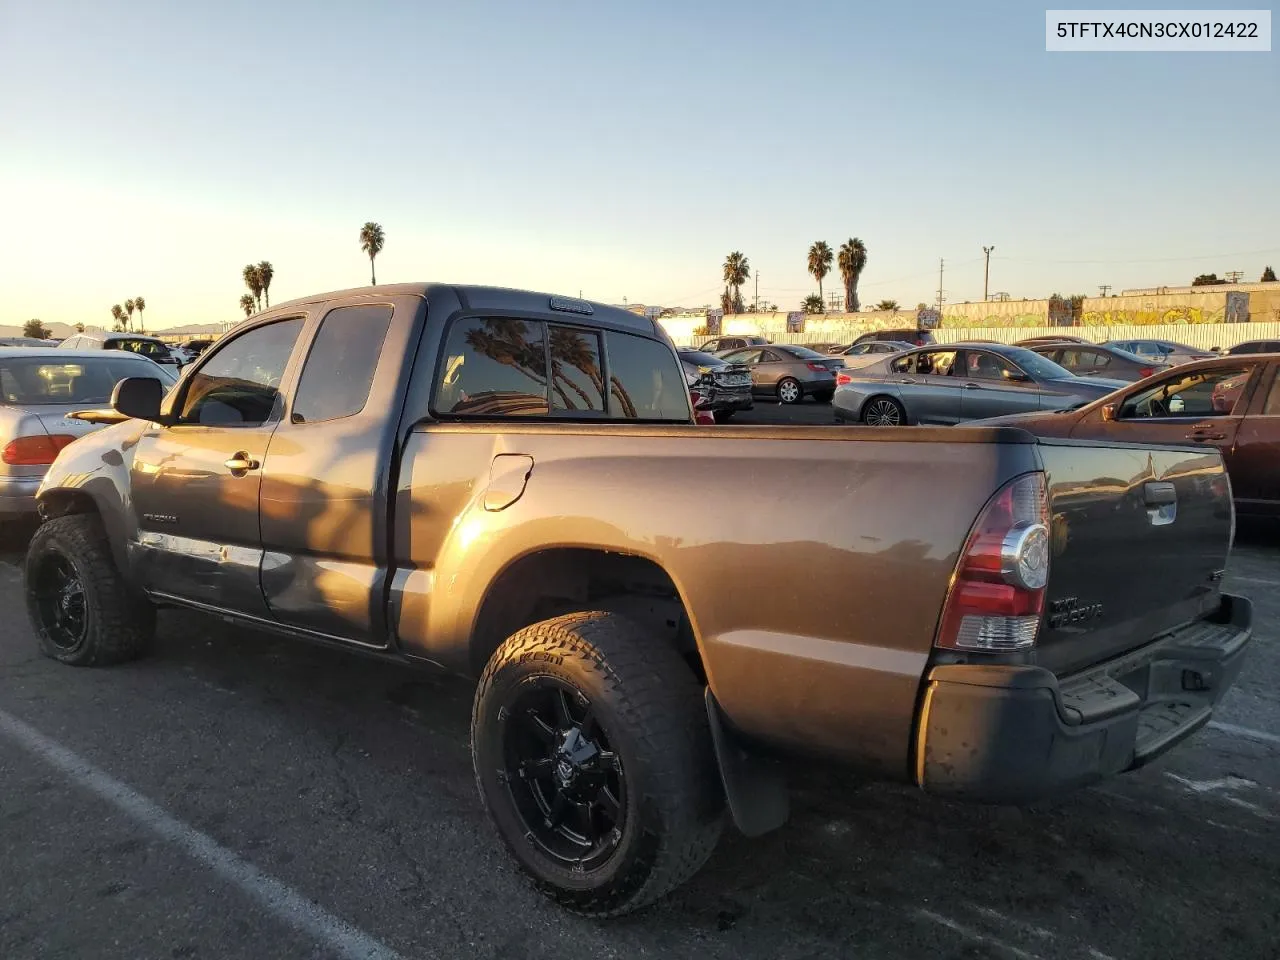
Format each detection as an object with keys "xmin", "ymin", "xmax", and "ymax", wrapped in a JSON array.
[{"xmin": 26, "ymin": 283, "xmax": 1252, "ymax": 916}]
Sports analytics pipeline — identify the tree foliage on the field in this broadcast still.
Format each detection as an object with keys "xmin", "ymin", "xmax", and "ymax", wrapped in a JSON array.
[{"xmin": 23, "ymin": 318, "xmax": 49, "ymax": 339}]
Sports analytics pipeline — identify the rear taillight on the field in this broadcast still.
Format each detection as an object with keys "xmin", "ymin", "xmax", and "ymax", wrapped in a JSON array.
[
  {"xmin": 2, "ymin": 434, "xmax": 76, "ymax": 466},
  {"xmin": 806, "ymin": 362, "xmax": 828, "ymax": 372},
  {"xmin": 836, "ymin": 372, "xmax": 852, "ymax": 386},
  {"xmin": 1138, "ymin": 367, "xmax": 1155, "ymax": 378},
  {"xmin": 935, "ymin": 473, "xmax": 1050, "ymax": 653}
]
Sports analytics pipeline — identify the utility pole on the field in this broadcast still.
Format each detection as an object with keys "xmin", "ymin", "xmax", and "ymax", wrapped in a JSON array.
[
  {"xmin": 983, "ymin": 246, "xmax": 994, "ymax": 301},
  {"xmin": 1098, "ymin": 284, "xmax": 1112, "ymax": 297},
  {"xmin": 935, "ymin": 258, "xmax": 946, "ymax": 315},
  {"xmin": 754, "ymin": 271, "xmax": 759, "ymax": 313},
  {"xmin": 1225, "ymin": 271, "xmax": 1244, "ymax": 283}
]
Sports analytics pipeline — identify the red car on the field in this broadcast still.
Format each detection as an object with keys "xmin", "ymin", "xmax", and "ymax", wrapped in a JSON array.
[{"xmin": 971, "ymin": 354, "xmax": 1280, "ymax": 519}]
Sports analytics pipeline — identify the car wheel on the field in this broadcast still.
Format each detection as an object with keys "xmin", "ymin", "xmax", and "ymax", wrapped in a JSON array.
[
  {"xmin": 712, "ymin": 410, "xmax": 735, "ymax": 423},
  {"xmin": 862, "ymin": 396, "xmax": 906, "ymax": 426},
  {"xmin": 814, "ymin": 390, "xmax": 834, "ymax": 404},
  {"xmin": 472, "ymin": 611, "xmax": 724, "ymax": 917},
  {"xmin": 776, "ymin": 378, "xmax": 803, "ymax": 404},
  {"xmin": 25, "ymin": 514, "xmax": 155, "ymax": 666}
]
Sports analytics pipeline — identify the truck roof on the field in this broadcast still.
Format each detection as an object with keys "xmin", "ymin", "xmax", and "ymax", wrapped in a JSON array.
[{"xmin": 268, "ymin": 283, "xmax": 659, "ymax": 336}]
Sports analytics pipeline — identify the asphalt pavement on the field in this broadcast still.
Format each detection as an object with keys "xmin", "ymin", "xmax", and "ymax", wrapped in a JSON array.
[{"xmin": 1, "ymin": 497, "xmax": 1278, "ymax": 959}]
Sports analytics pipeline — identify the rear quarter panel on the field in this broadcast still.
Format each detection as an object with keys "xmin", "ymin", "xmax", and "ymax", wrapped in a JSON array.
[{"xmin": 392, "ymin": 423, "xmax": 1040, "ymax": 776}]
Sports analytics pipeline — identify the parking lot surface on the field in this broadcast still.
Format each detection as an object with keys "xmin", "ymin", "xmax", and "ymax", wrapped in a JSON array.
[{"xmin": 1, "ymin": 506, "xmax": 1277, "ymax": 959}]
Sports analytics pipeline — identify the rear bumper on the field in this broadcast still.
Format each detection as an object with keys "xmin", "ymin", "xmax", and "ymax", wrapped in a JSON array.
[
  {"xmin": 0, "ymin": 475, "xmax": 42, "ymax": 514},
  {"xmin": 703, "ymin": 386, "xmax": 753, "ymax": 411},
  {"xmin": 916, "ymin": 594, "xmax": 1253, "ymax": 803}
]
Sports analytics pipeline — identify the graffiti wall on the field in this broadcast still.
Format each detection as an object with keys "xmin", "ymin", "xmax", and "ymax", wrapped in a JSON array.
[{"xmin": 940, "ymin": 289, "xmax": 1254, "ymax": 328}]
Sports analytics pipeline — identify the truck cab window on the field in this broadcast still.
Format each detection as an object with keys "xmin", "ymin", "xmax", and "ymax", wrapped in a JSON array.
[
  {"xmin": 548, "ymin": 325, "xmax": 605, "ymax": 413},
  {"xmin": 434, "ymin": 317, "xmax": 550, "ymax": 417},
  {"xmin": 292, "ymin": 304, "xmax": 393, "ymax": 423},
  {"xmin": 605, "ymin": 332, "xmax": 690, "ymax": 420},
  {"xmin": 178, "ymin": 318, "xmax": 303, "ymax": 426}
]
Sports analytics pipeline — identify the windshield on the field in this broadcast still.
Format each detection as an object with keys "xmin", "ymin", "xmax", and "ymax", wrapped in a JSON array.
[
  {"xmin": 1003, "ymin": 347, "xmax": 1073, "ymax": 380},
  {"xmin": 679, "ymin": 350, "xmax": 726, "ymax": 367},
  {"xmin": 0, "ymin": 356, "xmax": 175, "ymax": 405}
]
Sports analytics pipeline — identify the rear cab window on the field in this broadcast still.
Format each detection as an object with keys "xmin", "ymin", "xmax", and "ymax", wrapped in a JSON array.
[{"xmin": 433, "ymin": 317, "xmax": 688, "ymax": 421}]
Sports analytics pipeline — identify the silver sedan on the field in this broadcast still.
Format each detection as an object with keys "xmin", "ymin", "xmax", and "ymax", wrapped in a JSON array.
[
  {"xmin": 832, "ymin": 343, "xmax": 1126, "ymax": 426},
  {"xmin": 1, "ymin": 349, "xmax": 177, "ymax": 515}
]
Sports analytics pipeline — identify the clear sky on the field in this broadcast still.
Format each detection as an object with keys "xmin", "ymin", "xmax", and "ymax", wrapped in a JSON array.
[{"xmin": 1, "ymin": 0, "xmax": 1277, "ymax": 330}]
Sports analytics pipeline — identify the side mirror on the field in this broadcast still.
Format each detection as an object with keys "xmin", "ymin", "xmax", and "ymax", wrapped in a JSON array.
[
  {"xmin": 111, "ymin": 377, "xmax": 164, "ymax": 422},
  {"xmin": 1101, "ymin": 403, "xmax": 1117, "ymax": 422},
  {"xmin": 1002, "ymin": 368, "xmax": 1030, "ymax": 382}
]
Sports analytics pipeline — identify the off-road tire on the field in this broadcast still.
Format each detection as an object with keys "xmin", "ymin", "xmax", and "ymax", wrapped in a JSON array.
[
  {"xmin": 25, "ymin": 514, "xmax": 155, "ymax": 666},
  {"xmin": 472, "ymin": 611, "xmax": 724, "ymax": 917}
]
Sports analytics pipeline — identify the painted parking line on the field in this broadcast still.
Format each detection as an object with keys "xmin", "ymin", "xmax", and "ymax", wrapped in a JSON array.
[
  {"xmin": 0, "ymin": 707, "xmax": 407, "ymax": 960},
  {"xmin": 1207, "ymin": 720, "xmax": 1280, "ymax": 747}
]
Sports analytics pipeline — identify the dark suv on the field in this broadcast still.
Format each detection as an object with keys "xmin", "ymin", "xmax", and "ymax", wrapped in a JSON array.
[
  {"xmin": 699, "ymin": 335, "xmax": 770, "ymax": 353},
  {"xmin": 850, "ymin": 329, "xmax": 936, "ymax": 348}
]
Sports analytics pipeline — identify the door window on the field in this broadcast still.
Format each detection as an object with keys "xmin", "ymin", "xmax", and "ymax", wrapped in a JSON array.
[
  {"xmin": 963, "ymin": 351, "xmax": 1019, "ymax": 381},
  {"xmin": 1262, "ymin": 369, "xmax": 1280, "ymax": 415},
  {"xmin": 889, "ymin": 354, "xmax": 916, "ymax": 374},
  {"xmin": 178, "ymin": 319, "xmax": 304, "ymax": 426},
  {"xmin": 1059, "ymin": 349, "xmax": 1108, "ymax": 373},
  {"xmin": 722, "ymin": 349, "xmax": 762, "ymax": 364},
  {"xmin": 292, "ymin": 305, "xmax": 393, "ymax": 423},
  {"xmin": 1119, "ymin": 366, "xmax": 1252, "ymax": 419},
  {"xmin": 916, "ymin": 350, "xmax": 957, "ymax": 377},
  {"xmin": 605, "ymin": 331, "xmax": 690, "ymax": 420}
]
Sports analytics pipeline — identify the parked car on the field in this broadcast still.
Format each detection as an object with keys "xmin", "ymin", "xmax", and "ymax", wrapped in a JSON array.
[
  {"xmin": 1225, "ymin": 339, "xmax": 1280, "ymax": 356},
  {"xmin": 1, "ymin": 349, "xmax": 177, "ymax": 515},
  {"xmin": 0, "ymin": 337, "xmax": 55, "ymax": 348},
  {"xmin": 969, "ymin": 354, "xmax": 1280, "ymax": 519},
  {"xmin": 697, "ymin": 335, "xmax": 769, "ymax": 353},
  {"xmin": 849, "ymin": 328, "xmax": 936, "ymax": 348},
  {"xmin": 27, "ymin": 282, "xmax": 1251, "ymax": 917},
  {"xmin": 1100, "ymin": 338, "xmax": 1215, "ymax": 366},
  {"xmin": 1024, "ymin": 342, "xmax": 1168, "ymax": 382},
  {"xmin": 833, "ymin": 342, "xmax": 1126, "ymax": 426},
  {"xmin": 181, "ymin": 338, "xmax": 216, "ymax": 360},
  {"xmin": 678, "ymin": 349, "xmax": 753, "ymax": 423},
  {"xmin": 58, "ymin": 331, "xmax": 184, "ymax": 373},
  {"xmin": 834, "ymin": 339, "xmax": 914, "ymax": 369},
  {"xmin": 717, "ymin": 343, "xmax": 840, "ymax": 404},
  {"xmin": 1014, "ymin": 335, "xmax": 1094, "ymax": 346}
]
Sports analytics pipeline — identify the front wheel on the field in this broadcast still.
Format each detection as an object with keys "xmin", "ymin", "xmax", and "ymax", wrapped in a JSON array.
[
  {"xmin": 472, "ymin": 611, "xmax": 724, "ymax": 916},
  {"xmin": 776, "ymin": 378, "xmax": 804, "ymax": 404},
  {"xmin": 25, "ymin": 514, "xmax": 155, "ymax": 666},
  {"xmin": 862, "ymin": 396, "xmax": 906, "ymax": 426}
]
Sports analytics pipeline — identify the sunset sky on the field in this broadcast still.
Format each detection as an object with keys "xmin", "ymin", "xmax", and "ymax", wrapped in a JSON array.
[{"xmin": 2, "ymin": 0, "xmax": 1277, "ymax": 330}]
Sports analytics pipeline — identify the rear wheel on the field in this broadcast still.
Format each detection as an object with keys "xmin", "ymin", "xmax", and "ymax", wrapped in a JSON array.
[
  {"xmin": 862, "ymin": 396, "xmax": 906, "ymax": 426},
  {"xmin": 25, "ymin": 514, "xmax": 155, "ymax": 666},
  {"xmin": 777, "ymin": 378, "xmax": 803, "ymax": 405},
  {"xmin": 472, "ymin": 611, "xmax": 724, "ymax": 916}
]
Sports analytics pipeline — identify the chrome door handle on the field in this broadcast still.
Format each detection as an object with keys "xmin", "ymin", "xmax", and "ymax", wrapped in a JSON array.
[
  {"xmin": 963, "ymin": 382, "xmax": 982, "ymax": 390},
  {"xmin": 898, "ymin": 377, "xmax": 917, "ymax": 384},
  {"xmin": 224, "ymin": 453, "xmax": 260, "ymax": 472},
  {"xmin": 1186, "ymin": 432, "xmax": 1225, "ymax": 442}
]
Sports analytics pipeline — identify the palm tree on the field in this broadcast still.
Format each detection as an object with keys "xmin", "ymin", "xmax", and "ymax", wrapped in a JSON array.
[
  {"xmin": 873, "ymin": 299, "xmax": 900, "ymax": 311},
  {"xmin": 74, "ymin": 323, "xmax": 85, "ymax": 333},
  {"xmin": 838, "ymin": 238, "xmax": 869, "ymax": 313},
  {"xmin": 257, "ymin": 261, "xmax": 274, "ymax": 308},
  {"xmin": 243, "ymin": 264, "xmax": 263, "ymax": 310},
  {"xmin": 360, "ymin": 222, "xmax": 385, "ymax": 285},
  {"xmin": 239, "ymin": 294, "xmax": 256, "ymax": 318},
  {"xmin": 722, "ymin": 251, "xmax": 750, "ymax": 314},
  {"xmin": 807, "ymin": 241, "xmax": 833, "ymax": 306},
  {"xmin": 125, "ymin": 298, "xmax": 136, "ymax": 330},
  {"xmin": 110, "ymin": 303, "xmax": 125, "ymax": 332},
  {"xmin": 133, "ymin": 295, "xmax": 146, "ymax": 331},
  {"xmin": 802, "ymin": 294, "xmax": 824, "ymax": 314}
]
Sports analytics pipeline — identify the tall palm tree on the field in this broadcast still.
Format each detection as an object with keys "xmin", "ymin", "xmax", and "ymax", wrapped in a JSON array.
[
  {"xmin": 110, "ymin": 304, "xmax": 125, "ymax": 332},
  {"xmin": 360, "ymin": 222, "xmax": 385, "ymax": 285},
  {"xmin": 257, "ymin": 261, "xmax": 274, "ymax": 308},
  {"xmin": 239, "ymin": 294, "xmax": 256, "ymax": 318},
  {"xmin": 722, "ymin": 251, "xmax": 750, "ymax": 314},
  {"xmin": 243, "ymin": 264, "xmax": 264, "ymax": 310},
  {"xmin": 125, "ymin": 298, "xmax": 136, "ymax": 330},
  {"xmin": 873, "ymin": 299, "xmax": 899, "ymax": 311},
  {"xmin": 838, "ymin": 238, "xmax": 868, "ymax": 313},
  {"xmin": 133, "ymin": 295, "xmax": 146, "ymax": 331},
  {"xmin": 807, "ymin": 241, "xmax": 833, "ymax": 306}
]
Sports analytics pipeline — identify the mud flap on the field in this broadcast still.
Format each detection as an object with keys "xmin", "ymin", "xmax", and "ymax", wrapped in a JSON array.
[{"xmin": 705, "ymin": 689, "xmax": 789, "ymax": 837}]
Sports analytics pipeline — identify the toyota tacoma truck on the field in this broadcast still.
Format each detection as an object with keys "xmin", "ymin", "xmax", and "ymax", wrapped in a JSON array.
[{"xmin": 25, "ymin": 283, "xmax": 1252, "ymax": 916}]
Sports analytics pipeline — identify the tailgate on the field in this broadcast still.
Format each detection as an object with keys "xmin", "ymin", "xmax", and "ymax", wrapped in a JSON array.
[{"xmin": 1034, "ymin": 439, "xmax": 1233, "ymax": 676}]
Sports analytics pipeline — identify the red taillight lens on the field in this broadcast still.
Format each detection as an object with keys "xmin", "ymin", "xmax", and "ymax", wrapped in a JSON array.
[
  {"xmin": 1138, "ymin": 367, "xmax": 1155, "ymax": 378},
  {"xmin": 836, "ymin": 372, "xmax": 852, "ymax": 386},
  {"xmin": 806, "ymin": 362, "xmax": 828, "ymax": 372},
  {"xmin": 935, "ymin": 473, "xmax": 1050, "ymax": 652},
  {"xmin": 2, "ymin": 434, "xmax": 76, "ymax": 466}
]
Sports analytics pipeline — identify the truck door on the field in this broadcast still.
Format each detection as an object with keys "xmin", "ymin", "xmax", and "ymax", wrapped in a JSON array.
[
  {"xmin": 257, "ymin": 298, "xmax": 419, "ymax": 646},
  {"xmin": 128, "ymin": 317, "xmax": 306, "ymax": 616},
  {"xmin": 1228, "ymin": 361, "xmax": 1280, "ymax": 514}
]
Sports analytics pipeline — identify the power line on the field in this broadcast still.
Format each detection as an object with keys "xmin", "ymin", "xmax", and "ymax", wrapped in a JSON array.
[{"xmin": 993, "ymin": 246, "xmax": 1280, "ymax": 265}]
